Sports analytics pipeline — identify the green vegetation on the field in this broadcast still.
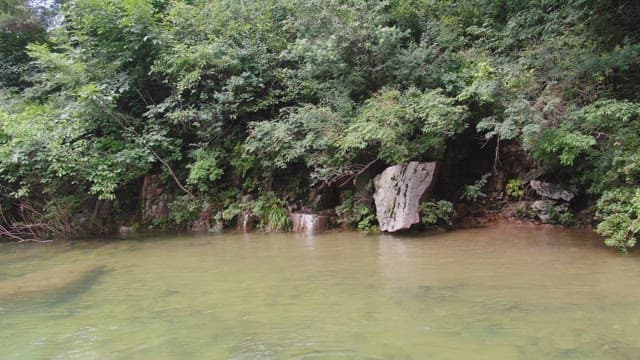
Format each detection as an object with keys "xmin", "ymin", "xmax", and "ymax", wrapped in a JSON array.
[
  {"xmin": 419, "ymin": 200, "xmax": 455, "ymax": 229},
  {"xmin": 248, "ymin": 192, "xmax": 292, "ymax": 232},
  {"xmin": 505, "ymin": 179, "xmax": 524, "ymax": 200},
  {"xmin": 1, "ymin": 0, "xmax": 639, "ymax": 251},
  {"xmin": 335, "ymin": 189, "xmax": 377, "ymax": 232},
  {"xmin": 460, "ymin": 173, "xmax": 491, "ymax": 202},
  {"xmin": 595, "ymin": 189, "xmax": 640, "ymax": 252}
]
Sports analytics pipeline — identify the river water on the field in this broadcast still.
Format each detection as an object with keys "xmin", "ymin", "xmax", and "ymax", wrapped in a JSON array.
[{"xmin": 1, "ymin": 224, "xmax": 639, "ymax": 359}]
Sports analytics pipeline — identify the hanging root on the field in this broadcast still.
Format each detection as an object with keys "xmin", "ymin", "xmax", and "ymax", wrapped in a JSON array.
[{"xmin": 0, "ymin": 224, "xmax": 51, "ymax": 244}]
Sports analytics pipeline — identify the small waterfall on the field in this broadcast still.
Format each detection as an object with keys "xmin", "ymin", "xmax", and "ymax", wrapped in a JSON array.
[
  {"xmin": 238, "ymin": 210, "xmax": 254, "ymax": 232},
  {"xmin": 289, "ymin": 213, "xmax": 328, "ymax": 235}
]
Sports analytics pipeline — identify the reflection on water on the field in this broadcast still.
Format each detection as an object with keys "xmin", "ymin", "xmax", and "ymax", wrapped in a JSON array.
[{"xmin": 1, "ymin": 224, "xmax": 640, "ymax": 359}]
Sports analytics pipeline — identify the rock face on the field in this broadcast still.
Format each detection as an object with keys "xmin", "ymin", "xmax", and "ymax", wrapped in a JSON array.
[
  {"xmin": 373, "ymin": 162, "xmax": 439, "ymax": 232},
  {"xmin": 290, "ymin": 213, "xmax": 329, "ymax": 235},
  {"xmin": 141, "ymin": 175, "xmax": 171, "ymax": 223},
  {"xmin": 529, "ymin": 180, "xmax": 575, "ymax": 202}
]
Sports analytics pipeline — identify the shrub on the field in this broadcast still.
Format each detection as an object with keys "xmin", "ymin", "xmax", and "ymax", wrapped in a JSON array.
[
  {"xmin": 506, "ymin": 178, "xmax": 524, "ymax": 199},
  {"xmin": 251, "ymin": 192, "xmax": 291, "ymax": 232},
  {"xmin": 460, "ymin": 173, "xmax": 491, "ymax": 202},
  {"xmin": 335, "ymin": 190, "xmax": 378, "ymax": 231},
  {"xmin": 169, "ymin": 195, "xmax": 204, "ymax": 226},
  {"xmin": 595, "ymin": 188, "xmax": 640, "ymax": 252},
  {"xmin": 419, "ymin": 200, "xmax": 455, "ymax": 228},
  {"xmin": 355, "ymin": 207, "xmax": 377, "ymax": 232},
  {"xmin": 186, "ymin": 149, "xmax": 224, "ymax": 194}
]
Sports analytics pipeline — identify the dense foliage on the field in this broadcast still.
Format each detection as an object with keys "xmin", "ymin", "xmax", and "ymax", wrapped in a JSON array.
[{"xmin": 1, "ymin": 0, "xmax": 639, "ymax": 250}]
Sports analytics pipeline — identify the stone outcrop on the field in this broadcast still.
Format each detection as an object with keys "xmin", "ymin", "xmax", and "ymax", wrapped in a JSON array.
[
  {"xmin": 290, "ymin": 213, "xmax": 329, "ymax": 235},
  {"xmin": 373, "ymin": 161, "xmax": 439, "ymax": 232},
  {"xmin": 531, "ymin": 200, "xmax": 569, "ymax": 224},
  {"xmin": 529, "ymin": 180, "xmax": 575, "ymax": 202},
  {"xmin": 141, "ymin": 174, "xmax": 171, "ymax": 223},
  {"xmin": 531, "ymin": 200, "xmax": 556, "ymax": 223}
]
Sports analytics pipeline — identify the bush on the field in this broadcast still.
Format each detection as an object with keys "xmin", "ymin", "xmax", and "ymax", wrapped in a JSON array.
[
  {"xmin": 419, "ymin": 200, "xmax": 455, "ymax": 228},
  {"xmin": 506, "ymin": 178, "xmax": 524, "ymax": 199},
  {"xmin": 514, "ymin": 206, "xmax": 536, "ymax": 220},
  {"xmin": 335, "ymin": 190, "xmax": 378, "ymax": 232},
  {"xmin": 250, "ymin": 192, "xmax": 291, "ymax": 232},
  {"xmin": 169, "ymin": 195, "xmax": 204, "ymax": 226},
  {"xmin": 595, "ymin": 188, "xmax": 640, "ymax": 252},
  {"xmin": 460, "ymin": 173, "xmax": 491, "ymax": 202},
  {"xmin": 355, "ymin": 207, "xmax": 377, "ymax": 232},
  {"xmin": 186, "ymin": 149, "xmax": 224, "ymax": 194}
]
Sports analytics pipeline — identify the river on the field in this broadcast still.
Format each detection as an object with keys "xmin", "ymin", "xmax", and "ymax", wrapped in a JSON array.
[{"xmin": 1, "ymin": 224, "xmax": 639, "ymax": 359}]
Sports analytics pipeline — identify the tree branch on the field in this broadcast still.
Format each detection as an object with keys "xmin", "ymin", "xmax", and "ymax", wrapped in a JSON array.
[{"xmin": 109, "ymin": 111, "xmax": 196, "ymax": 199}]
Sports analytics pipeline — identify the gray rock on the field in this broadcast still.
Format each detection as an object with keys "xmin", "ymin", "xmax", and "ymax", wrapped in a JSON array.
[
  {"xmin": 529, "ymin": 180, "xmax": 575, "ymax": 202},
  {"xmin": 531, "ymin": 200, "xmax": 569, "ymax": 223},
  {"xmin": 290, "ymin": 213, "xmax": 329, "ymax": 235},
  {"xmin": 531, "ymin": 199, "xmax": 555, "ymax": 211},
  {"xmin": 373, "ymin": 162, "xmax": 439, "ymax": 232},
  {"xmin": 531, "ymin": 200, "xmax": 555, "ymax": 223}
]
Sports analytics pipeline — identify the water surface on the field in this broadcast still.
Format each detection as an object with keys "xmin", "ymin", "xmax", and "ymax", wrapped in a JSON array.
[{"xmin": 1, "ymin": 224, "xmax": 639, "ymax": 359}]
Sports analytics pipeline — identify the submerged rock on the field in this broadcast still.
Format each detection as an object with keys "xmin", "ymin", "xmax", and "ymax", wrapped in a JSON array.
[
  {"xmin": 373, "ymin": 162, "xmax": 439, "ymax": 232},
  {"xmin": 0, "ymin": 264, "xmax": 107, "ymax": 302},
  {"xmin": 529, "ymin": 180, "xmax": 575, "ymax": 202},
  {"xmin": 290, "ymin": 213, "xmax": 329, "ymax": 234}
]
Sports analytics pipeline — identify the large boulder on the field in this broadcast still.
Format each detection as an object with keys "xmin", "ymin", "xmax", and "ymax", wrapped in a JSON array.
[
  {"xmin": 529, "ymin": 180, "xmax": 575, "ymax": 202},
  {"xmin": 373, "ymin": 162, "xmax": 439, "ymax": 232}
]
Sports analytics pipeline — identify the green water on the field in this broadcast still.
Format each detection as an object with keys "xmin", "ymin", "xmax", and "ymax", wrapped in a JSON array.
[{"xmin": 1, "ymin": 224, "xmax": 640, "ymax": 359}]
